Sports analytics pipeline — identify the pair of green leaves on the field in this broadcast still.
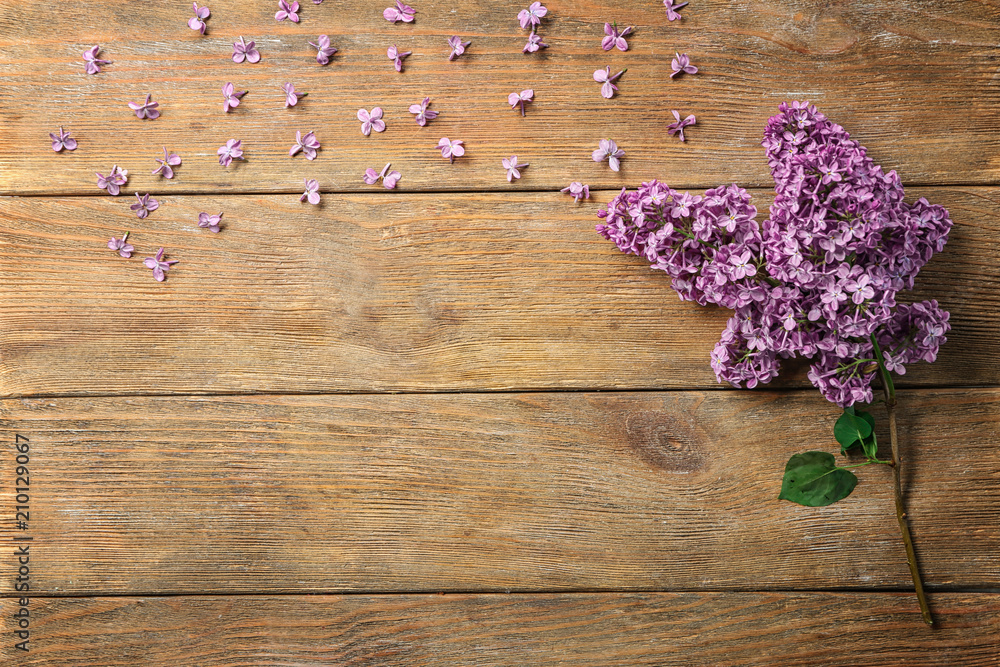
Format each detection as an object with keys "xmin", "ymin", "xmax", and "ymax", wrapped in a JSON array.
[{"xmin": 778, "ymin": 407, "xmax": 879, "ymax": 507}]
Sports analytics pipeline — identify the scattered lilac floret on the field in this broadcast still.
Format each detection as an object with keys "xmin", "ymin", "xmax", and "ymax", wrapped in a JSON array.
[
  {"xmin": 188, "ymin": 3, "xmax": 210, "ymax": 33},
  {"xmin": 502, "ymin": 155, "xmax": 527, "ymax": 182},
  {"xmin": 96, "ymin": 165, "xmax": 128, "ymax": 195},
  {"xmin": 384, "ymin": 0, "xmax": 415, "ymax": 23},
  {"xmin": 108, "ymin": 232, "xmax": 134, "ymax": 258},
  {"xmin": 448, "ymin": 36, "xmax": 471, "ymax": 60},
  {"xmin": 593, "ymin": 66, "xmax": 625, "ymax": 99},
  {"xmin": 222, "ymin": 82, "xmax": 247, "ymax": 112},
  {"xmin": 130, "ymin": 192, "xmax": 159, "ymax": 219},
  {"xmin": 592, "ymin": 139, "xmax": 624, "ymax": 171},
  {"xmin": 218, "ymin": 139, "xmax": 244, "ymax": 166},
  {"xmin": 670, "ymin": 52, "xmax": 697, "ymax": 78},
  {"xmin": 508, "ymin": 89, "xmax": 534, "ymax": 116},
  {"xmin": 289, "ymin": 130, "xmax": 321, "ymax": 159},
  {"xmin": 663, "ymin": 0, "xmax": 687, "ymax": 21},
  {"xmin": 283, "ymin": 82, "xmax": 307, "ymax": 107},
  {"xmin": 309, "ymin": 35, "xmax": 337, "ymax": 64},
  {"xmin": 275, "ymin": 0, "xmax": 299, "ymax": 22},
  {"xmin": 128, "ymin": 94, "xmax": 160, "ymax": 120},
  {"xmin": 388, "ymin": 44, "xmax": 411, "ymax": 72},
  {"xmin": 409, "ymin": 97, "xmax": 438, "ymax": 126},
  {"xmin": 437, "ymin": 138, "xmax": 464, "ymax": 162},
  {"xmin": 152, "ymin": 147, "xmax": 181, "ymax": 178},
  {"xmin": 667, "ymin": 109, "xmax": 696, "ymax": 141},
  {"xmin": 301, "ymin": 178, "xmax": 321, "ymax": 205},
  {"xmin": 83, "ymin": 45, "xmax": 111, "ymax": 74},
  {"xmin": 518, "ymin": 2, "xmax": 547, "ymax": 29},
  {"xmin": 363, "ymin": 162, "xmax": 401, "ymax": 189},
  {"xmin": 232, "ymin": 36, "xmax": 261, "ymax": 64},
  {"xmin": 357, "ymin": 108, "xmax": 386, "ymax": 135},
  {"xmin": 50, "ymin": 127, "xmax": 77, "ymax": 152},
  {"xmin": 523, "ymin": 32, "xmax": 548, "ymax": 53},
  {"xmin": 561, "ymin": 182, "xmax": 590, "ymax": 202},
  {"xmin": 602, "ymin": 22, "xmax": 632, "ymax": 51},
  {"xmin": 144, "ymin": 247, "xmax": 178, "ymax": 282},
  {"xmin": 198, "ymin": 212, "xmax": 223, "ymax": 233}
]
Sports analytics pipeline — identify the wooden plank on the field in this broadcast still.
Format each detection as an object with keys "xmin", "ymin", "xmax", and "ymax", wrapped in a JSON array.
[
  {"xmin": 2, "ymin": 592, "xmax": 999, "ymax": 666},
  {"xmin": 2, "ymin": 1, "xmax": 999, "ymax": 195},
  {"xmin": 0, "ymin": 187, "xmax": 995, "ymax": 397},
  {"xmin": 1, "ymin": 388, "xmax": 997, "ymax": 595}
]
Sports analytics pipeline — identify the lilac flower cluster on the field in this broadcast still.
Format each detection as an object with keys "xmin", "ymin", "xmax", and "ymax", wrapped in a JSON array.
[{"xmin": 597, "ymin": 102, "xmax": 953, "ymax": 406}]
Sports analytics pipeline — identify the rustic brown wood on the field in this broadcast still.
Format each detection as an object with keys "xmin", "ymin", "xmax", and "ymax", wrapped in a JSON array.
[
  {"xmin": 0, "ymin": 187, "xmax": 994, "ymax": 397},
  {"xmin": 2, "ymin": 1, "xmax": 999, "ymax": 195},
  {"xmin": 1, "ymin": 388, "xmax": 997, "ymax": 595},
  {"xmin": 2, "ymin": 592, "xmax": 999, "ymax": 666}
]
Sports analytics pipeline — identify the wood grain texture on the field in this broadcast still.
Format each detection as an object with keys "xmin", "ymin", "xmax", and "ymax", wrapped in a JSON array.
[
  {"xmin": 2, "ymin": 592, "xmax": 999, "ymax": 666},
  {"xmin": 1, "ymin": 388, "xmax": 997, "ymax": 595},
  {"xmin": 1, "ymin": 1, "xmax": 999, "ymax": 195},
  {"xmin": 1, "ymin": 187, "xmax": 995, "ymax": 397}
]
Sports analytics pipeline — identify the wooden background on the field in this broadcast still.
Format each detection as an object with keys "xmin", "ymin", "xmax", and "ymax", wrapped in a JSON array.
[{"xmin": 1, "ymin": 0, "xmax": 999, "ymax": 664}]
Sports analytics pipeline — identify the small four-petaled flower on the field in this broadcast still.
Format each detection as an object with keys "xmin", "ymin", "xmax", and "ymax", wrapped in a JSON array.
[
  {"xmin": 437, "ymin": 138, "xmax": 464, "ymax": 162},
  {"xmin": 289, "ymin": 130, "xmax": 321, "ymax": 159},
  {"xmin": 388, "ymin": 44, "xmax": 411, "ymax": 72},
  {"xmin": 283, "ymin": 82, "xmax": 306, "ymax": 107},
  {"xmin": 364, "ymin": 162, "xmax": 401, "ymax": 189},
  {"xmin": 667, "ymin": 109, "xmax": 696, "ymax": 141},
  {"xmin": 518, "ymin": 2, "xmax": 547, "ymax": 29},
  {"xmin": 409, "ymin": 97, "xmax": 438, "ymax": 126},
  {"xmin": 131, "ymin": 192, "xmax": 159, "ymax": 219},
  {"xmin": 561, "ymin": 182, "xmax": 590, "ymax": 202},
  {"xmin": 188, "ymin": 3, "xmax": 210, "ymax": 33},
  {"xmin": 448, "ymin": 36, "xmax": 471, "ymax": 60},
  {"xmin": 602, "ymin": 22, "xmax": 632, "ymax": 51},
  {"xmin": 218, "ymin": 139, "xmax": 244, "ymax": 166},
  {"xmin": 83, "ymin": 45, "xmax": 111, "ymax": 74},
  {"xmin": 384, "ymin": 0, "xmax": 415, "ymax": 23},
  {"xmin": 108, "ymin": 232, "xmax": 134, "ymax": 258},
  {"xmin": 128, "ymin": 94, "xmax": 160, "ymax": 120},
  {"xmin": 508, "ymin": 89, "xmax": 534, "ymax": 116},
  {"xmin": 301, "ymin": 178, "xmax": 321, "ymax": 204},
  {"xmin": 275, "ymin": 0, "xmax": 299, "ymax": 22},
  {"xmin": 358, "ymin": 108, "xmax": 386, "ymax": 135},
  {"xmin": 663, "ymin": 0, "xmax": 687, "ymax": 21},
  {"xmin": 144, "ymin": 247, "xmax": 178, "ymax": 282},
  {"xmin": 502, "ymin": 155, "xmax": 527, "ymax": 182},
  {"xmin": 222, "ymin": 82, "xmax": 247, "ymax": 112},
  {"xmin": 592, "ymin": 139, "xmax": 624, "ymax": 171},
  {"xmin": 96, "ymin": 165, "xmax": 128, "ymax": 195},
  {"xmin": 670, "ymin": 52, "xmax": 697, "ymax": 78},
  {"xmin": 593, "ymin": 66, "xmax": 625, "ymax": 99},
  {"xmin": 50, "ymin": 127, "xmax": 77, "ymax": 152},
  {"xmin": 152, "ymin": 147, "xmax": 181, "ymax": 178},
  {"xmin": 232, "ymin": 36, "xmax": 261, "ymax": 63},
  {"xmin": 198, "ymin": 212, "xmax": 223, "ymax": 233},
  {"xmin": 309, "ymin": 35, "xmax": 337, "ymax": 64},
  {"xmin": 523, "ymin": 32, "xmax": 548, "ymax": 53}
]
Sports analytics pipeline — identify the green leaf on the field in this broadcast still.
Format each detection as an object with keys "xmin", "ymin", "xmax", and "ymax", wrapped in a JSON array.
[
  {"xmin": 861, "ymin": 433, "xmax": 878, "ymax": 460},
  {"xmin": 778, "ymin": 451, "xmax": 859, "ymax": 507},
  {"xmin": 835, "ymin": 409, "xmax": 874, "ymax": 454}
]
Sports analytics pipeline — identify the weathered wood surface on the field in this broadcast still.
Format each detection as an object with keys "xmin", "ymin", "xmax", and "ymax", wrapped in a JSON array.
[
  {"xmin": 0, "ymin": 187, "xmax": 994, "ymax": 397},
  {"xmin": 1, "ymin": 388, "xmax": 997, "ymax": 595},
  {"xmin": 2, "ymin": 1, "xmax": 999, "ymax": 195},
  {"xmin": 3, "ymin": 592, "xmax": 999, "ymax": 666}
]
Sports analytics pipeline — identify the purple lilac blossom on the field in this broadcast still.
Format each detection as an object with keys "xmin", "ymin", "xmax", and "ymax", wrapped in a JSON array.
[
  {"xmin": 128, "ymin": 94, "xmax": 160, "ymax": 120},
  {"xmin": 663, "ymin": 0, "xmax": 687, "ymax": 21},
  {"xmin": 50, "ymin": 127, "xmax": 77, "ymax": 152},
  {"xmin": 188, "ymin": 3, "xmax": 210, "ymax": 33},
  {"xmin": 144, "ymin": 247, "xmax": 177, "ymax": 282},
  {"xmin": 218, "ymin": 139, "xmax": 244, "ymax": 166},
  {"xmin": 502, "ymin": 155, "xmax": 527, "ymax": 182},
  {"xmin": 357, "ymin": 108, "xmax": 386, "ymax": 135},
  {"xmin": 562, "ymin": 182, "xmax": 590, "ymax": 202},
  {"xmin": 602, "ymin": 22, "xmax": 632, "ymax": 51},
  {"xmin": 232, "ymin": 36, "xmax": 261, "ymax": 63},
  {"xmin": 152, "ymin": 147, "xmax": 181, "ymax": 178},
  {"xmin": 283, "ymin": 82, "xmax": 306, "ymax": 107},
  {"xmin": 508, "ymin": 89, "xmax": 534, "ymax": 116},
  {"xmin": 593, "ymin": 67, "xmax": 625, "ymax": 99},
  {"xmin": 83, "ymin": 45, "xmax": 111, "ymax": 74},
  {"xmin": 384, "ymin": 0, "xmax": 415, "ymax": 23},
  {"xmin": 289, "ymin": 130, "xmax": 320, "ymax": 159},
  {"xmin": 96, "ymin": 165, "xmax": 128, "ymax": 195},
  {"xmin": 130, "ymin": 192, "xmax": 159, "ymax": 219},
  {"xmin": 523, "ymin": 32, "xmax": 548, "ymax": 53},
  {"xmin": 388, "ymin": 44, "xmax": 411, "ymax": 72},
  {"xmin": 667, "ymin": 109, "xmax": 696, "ymax": 141},
  {"xmin": 309, "ymin": 35, "xmax": 337, "ymax": 64},
  {"xmin": 275, "ymin": 0, "xmax": 299, "ymax": 22},
  {"xmin": 437, "ymin": 138, "xmax": 464, "ymax": 162},
  {"xmin": 592, "ymin": 139, "xmax": 624, "ymax": 171},
  {"xmin": 596, "ymin": 101, "xmax": 953, "ymax": 406},
  {"xmin": 301, "ymin": 178, "xmax": 321, "ymax": 204},
  {"xmin": 518, "ymin": 2, "xmax": 547, "ymax": 29},
  {"xmin": 364, "ymin": 162, "xmax": 401, "ymax": 189},
  {"xmin": 198, "ymin": 212, "xmax": 223, "ymax": 233},
  {"xmin": 409, "ymin": 97, "xmax": 438, "ymax": 125},
  {"xmin": 448, "ymin": 36, "xmax": 471, "ymax": 60},
  {"xmin": 222, "ymin": 82, "xmax": 246, "ymax": 112},
  {"xmin": 108, "ymin": 233, "xmax": 134, "ymax": 258},
  {"xmin": 670, "ymin": 53, "xmax": 697, "ymax": 78}
]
